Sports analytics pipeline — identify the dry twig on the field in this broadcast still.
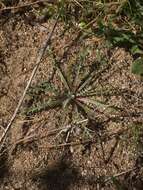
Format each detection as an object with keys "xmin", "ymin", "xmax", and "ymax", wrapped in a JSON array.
[
  {"xmin": 0, "ymin": 0, "xmax": 57, "ymax": 12},
  {"xmin": 0, "ymin": 15, "xmax": 59, "ymax": 149},
  {"xmin": 104, "ymin": 167, "xmax": 138, "ymax": 183},
  {"xmin": 40, "ymin": 139, "xmax": 94, "ymax": 149}
]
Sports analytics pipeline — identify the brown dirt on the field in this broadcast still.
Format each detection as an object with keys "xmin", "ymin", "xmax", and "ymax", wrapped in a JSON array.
[{"xmin": 0, "ymin": 13, "xmax": 143, "ymax": 190}]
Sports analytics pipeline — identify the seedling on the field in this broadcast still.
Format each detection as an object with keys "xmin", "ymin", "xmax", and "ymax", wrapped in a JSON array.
[{"xmin": 25, "ymin": 47, "xmax": 119, "ymax": 133}]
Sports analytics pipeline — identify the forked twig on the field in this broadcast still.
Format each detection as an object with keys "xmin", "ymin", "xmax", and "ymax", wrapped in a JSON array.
[{"xmin": 0, "ymin": 15, "xmax": 59, "ymax": 148}]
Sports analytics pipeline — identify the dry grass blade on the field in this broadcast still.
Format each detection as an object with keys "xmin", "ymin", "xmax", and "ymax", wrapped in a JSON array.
[
  {"xmin": 72, "ymin": 0, "xmax": 83, "ymax": 8},
  {"xmin": 0, "ymin": 0, "xmax": 57, "ymax": 12},
  {"xmin": 104, "ymin": 167, "xmax": 138, "ymax": 183},
  {"xmin": 0, "ymin": 15, "xmax": 59, "ymax": 149},
  {"xmin": 40, "ymin": 138, "xmax": 94, "ymax": 149}
]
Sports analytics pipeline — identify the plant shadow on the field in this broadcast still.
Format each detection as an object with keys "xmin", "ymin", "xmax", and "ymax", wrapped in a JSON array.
[{"xmin": 0, "ymin": 151, "xmax": 9, "ymax": 182}]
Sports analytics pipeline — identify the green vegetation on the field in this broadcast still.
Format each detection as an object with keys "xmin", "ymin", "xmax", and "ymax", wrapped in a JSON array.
[
  {"xmin": 20, "ymin": 0, "xmax": 143, "ymax": 115},
  {"xmin": 25, "ymin": 47, "xmax": 113, "ymax": 120},
  {"xmin": 32, "ymin": 0, "xmax": 143, "ymax": 75}
]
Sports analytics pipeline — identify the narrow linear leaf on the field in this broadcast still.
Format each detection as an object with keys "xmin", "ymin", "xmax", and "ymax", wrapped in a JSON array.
[
  {"xmin": 25, "ymin": 99, "xmax": 63, "ymax": 115},
  {"xmin": 50, "ymin": 48, "xmax": 72, "ymax": 92},
  {"xmin": 76, "ymin": 70, "xmax": 96, "ymax": 93},
  {"xmin": 56, "ymin": 65, "xmax": 72, "ymax": 92},
  {"xmin": 72, "ymin": 62, "xmax": 82, "ymax": 91},
  {"xmin": 62, "ymin": 97, "xmax": 72, "ymax": 109},
  {"xmin": 75, "ymin": 100, "xmax": 95, "ymax": 119},
  {"xmin": 77, "ymin": 97, "xmax": 108, "ymax": 110}
]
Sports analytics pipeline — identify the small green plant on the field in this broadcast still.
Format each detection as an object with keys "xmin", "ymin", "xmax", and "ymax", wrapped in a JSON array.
[
  {"xmin": 24, "ymin": 47, "xmax": 120, "ymax": 135},
  {"xmin": 95, "ymin": 21, "xmax": 143, "ymax": 56},
  {"xmin": 131, "ymin": 57, "xmax": 143, "ymax": 76}
]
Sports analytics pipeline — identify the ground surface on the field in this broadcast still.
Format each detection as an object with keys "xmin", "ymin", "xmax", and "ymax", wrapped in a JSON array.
[{"xmin": 0, "ymin": 5, "xmax": 143, "ymax": 190}]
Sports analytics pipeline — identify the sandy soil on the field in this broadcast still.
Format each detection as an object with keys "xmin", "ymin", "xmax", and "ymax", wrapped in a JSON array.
[{"xmin": 0, "ymin": 12, "xmax": 143, "ymax": 190}]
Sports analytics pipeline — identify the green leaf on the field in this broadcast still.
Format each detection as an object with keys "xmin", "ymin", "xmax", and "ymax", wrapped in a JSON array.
[
  {"xmin": 131, "ymin": 57, "xmax": 143, "ymax": 75},
  {"xmin": 78, "ymin": 21, "xmax": 86, "ymax": 29},
  {"xmin": 62, "ymin": 97, "xmax": 71, "ymax": 109},
  {"xmin": 25, "ymin": 98, "xmax": 63, "ymax": 115},
  {"xmin": 131, "ymin": 45, "xmax": 143, "ymax": 55},
  {"xmin": 78, "ymin": 97, "xmax": 108, "ymax": 109},
  {"xmin": 56, "ymin": 66, "xmax": 71, "ymax": 92},
  {"xmin": 113, "ymin": 36, "xmax": 124, "ymax": 43},
  {"xmin": 75, "ymin": 100, "xmax": 94, "ymax": 119},
  {"xmin": 122, "ymin": 33, "xmax": 135, "ymax": 43},
  {"xmin": 76, "ymin": 70, "xmax": 96, "ymax": 93},
  {"xmin": 50, "ymin": 49, "xmax": 72, "ymax": 92}
]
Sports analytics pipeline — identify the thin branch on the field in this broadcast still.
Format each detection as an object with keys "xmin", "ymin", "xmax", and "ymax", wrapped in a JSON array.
[
  {"xmin": 40, "ymin": 139, "xmax": 94, "ymax": 149},
  {"xmin": 0, "ymin": 15, "xmax": 59, "ymax": 148},
  {"xmin": 0, "ymin": 0, "xmax": 57, "ymax": 12},
  {"xmin": 104, "ymin": 167, "xmax": 138, "ymax": 183}
]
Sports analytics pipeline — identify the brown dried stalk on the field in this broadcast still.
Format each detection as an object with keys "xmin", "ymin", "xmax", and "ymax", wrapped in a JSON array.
[{"xmin": 0, "ymin": 15, "xmax": 59, "ymax": 149}]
